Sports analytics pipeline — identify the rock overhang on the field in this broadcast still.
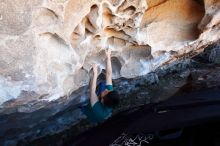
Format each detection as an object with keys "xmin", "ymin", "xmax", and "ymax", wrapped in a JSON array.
[{"xmin": 0, "ymin": 0, "xmax": 220, "ymax": 108}]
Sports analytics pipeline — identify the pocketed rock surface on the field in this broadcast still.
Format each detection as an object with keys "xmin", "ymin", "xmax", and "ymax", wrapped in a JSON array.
[{"xmin": 1, "ymin": 0, "xmax": 220, "ymax": 107}]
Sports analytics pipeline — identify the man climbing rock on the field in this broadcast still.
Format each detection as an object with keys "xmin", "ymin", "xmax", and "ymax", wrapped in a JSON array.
[{"xmin": 82, "ymin": 49, "xmax": 120, "ymax": 123}]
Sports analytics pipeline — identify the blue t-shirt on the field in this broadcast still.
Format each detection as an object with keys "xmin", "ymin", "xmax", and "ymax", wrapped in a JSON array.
[{"xmin": 82, "ymin": 82, "xmax": 113, "ymax": 123}]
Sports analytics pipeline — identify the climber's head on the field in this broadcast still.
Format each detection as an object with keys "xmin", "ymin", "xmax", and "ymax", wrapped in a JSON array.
[{"xmin": 102, "ymin": 91, "xmax": 120, "ymax": 108}]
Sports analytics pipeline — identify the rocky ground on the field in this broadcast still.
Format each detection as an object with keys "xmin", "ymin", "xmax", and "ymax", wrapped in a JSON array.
[{"xmin": 0, "ymin": 43, "xmax": 219, "ymax": 146}]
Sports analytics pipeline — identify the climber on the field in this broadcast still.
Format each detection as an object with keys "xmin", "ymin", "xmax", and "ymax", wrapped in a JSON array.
[{"xmin": 81, "ymin": 49, "xmax": 120, "ymax": 123}]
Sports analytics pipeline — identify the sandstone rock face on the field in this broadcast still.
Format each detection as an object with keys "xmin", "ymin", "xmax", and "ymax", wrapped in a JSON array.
[{"xmin": 0, "ymin": 0, "xmax": 220, "ymax": 107}]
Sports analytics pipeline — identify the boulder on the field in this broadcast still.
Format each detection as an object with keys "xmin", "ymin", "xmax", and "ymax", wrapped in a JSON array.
[{"xmin": 0, "ymin": 0, "xmax": 220, "ymax": 107}]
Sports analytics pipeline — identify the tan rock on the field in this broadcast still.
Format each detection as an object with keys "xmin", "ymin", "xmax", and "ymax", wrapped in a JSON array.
[{"xmin": 0, "ymin": 0, "xmax": 220, "ymax": 107}]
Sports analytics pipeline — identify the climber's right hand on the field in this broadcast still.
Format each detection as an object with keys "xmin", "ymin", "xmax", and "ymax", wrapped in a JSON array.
[{"xmin": 105, "ymin": 48, "xmax": 111, "ymax": 58}]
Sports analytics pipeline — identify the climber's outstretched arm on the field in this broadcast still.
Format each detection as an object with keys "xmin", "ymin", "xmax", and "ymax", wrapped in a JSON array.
[
  {"xmin": 106, "ymin": 49, "xmax": 112, "ymax": 85},
  {"xmin": 90, "ymin": 64, "xmax": 99, "ymax": 106}
]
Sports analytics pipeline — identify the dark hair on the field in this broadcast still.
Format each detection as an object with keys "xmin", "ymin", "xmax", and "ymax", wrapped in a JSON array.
[{"xmin": 103, "ymin": 91, "xmax": 120, "ymax": 108}]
